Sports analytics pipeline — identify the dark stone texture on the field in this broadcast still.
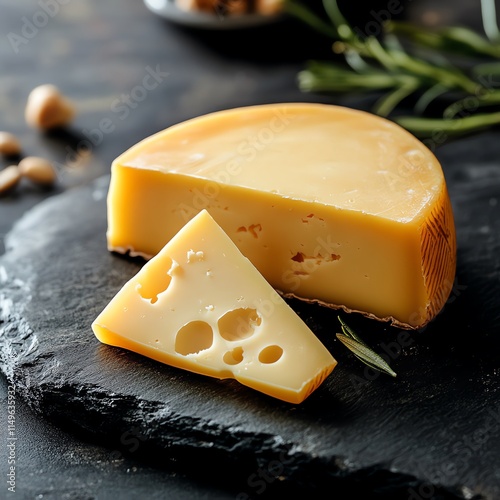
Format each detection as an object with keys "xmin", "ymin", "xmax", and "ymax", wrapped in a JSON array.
[
  {"xmin": 1, "ymin": 141, "xmax": 500, "ymax": 499},
  {"xmin": 0, "ymin": 376, "xmax": 237, "ymax": 500}
]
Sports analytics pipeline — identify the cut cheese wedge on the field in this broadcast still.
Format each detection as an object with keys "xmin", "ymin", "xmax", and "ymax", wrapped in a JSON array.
[
  {"xmin": 106, "ymin": 102, "xmax": 456, "ymax": 329},
  {"xmin": 92, "ymin": 209, "xmax": 336, "ymax": 404}
]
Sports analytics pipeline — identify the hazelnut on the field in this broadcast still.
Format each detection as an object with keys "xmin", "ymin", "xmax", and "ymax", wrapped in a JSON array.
[
  {"xmin": 0, "ymin": 165, "xmax": 22, "ymax": 195},
  {"xmin": 18, "ymin": 156, "xmax": 57, "ymax": 186},
  {"xmin": 0, "ymin": 131, "xmax": 21, "ymax": 156},
  {"xmin": 25, "ymin": 84, "xmax": 75, "ymax": 130}
]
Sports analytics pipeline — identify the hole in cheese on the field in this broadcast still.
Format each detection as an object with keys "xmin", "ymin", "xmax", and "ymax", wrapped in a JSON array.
[
  {"xmin": 236, "ymin": 224, "xmax": 262, "ymax": 238},
  {"xmin": 290, "ymin": 251, "xmax": 341, "ymax": 280},
  {"xmin": 136, "ymin": 256, "xmax": 173, "ymax": 304},
  {"xmin": 291, "ymin": 252, "xmax": 305, "ymax": 263},
  {"xmin": 291, "ymin": 251, "xmax": 341, "ymax": 265},
  {"xmin": 223, "ymin": 346, "xmax": 244, "ymax": 365},
  {"xmin": 258, "ymin": 345, "xmax": 283, "ymax": 364},
  {"xmin": 175, "ymin": 320, "xmax": 213, "ymax": 355},
  {"xmin": 218, "ymin": 308, "xmax": 262, "ymax": 342},
  {"xmin": 248, "ymin": 224, "xmax": 262, "ymax": 238},
  {"xmin": 301, "ymin": 213, "xmax": 325, "ymax": 223}
]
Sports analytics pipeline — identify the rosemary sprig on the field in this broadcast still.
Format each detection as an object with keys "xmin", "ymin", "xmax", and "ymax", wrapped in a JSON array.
[
  {"xmin": 284, "ymin": 0, "xmax": 500, "ymax": 140},
  {"xmin": 336, "ymin": 316, "xmax": 397, "ymax": 378},
  {"xmin": 386, "ymin": 21, "xmax": 500, "ymax": 59}
]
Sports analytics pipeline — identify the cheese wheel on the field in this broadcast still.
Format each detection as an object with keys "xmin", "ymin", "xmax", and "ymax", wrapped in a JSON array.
[{"xmin": 106, "ymin": 103, "xmax": 456, "ymax": 329}]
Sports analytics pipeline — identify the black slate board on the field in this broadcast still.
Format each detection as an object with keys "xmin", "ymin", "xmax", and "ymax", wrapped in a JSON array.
[{"xmin": 1, "ymin": 158, "xmax": 499, "ymax": 499}]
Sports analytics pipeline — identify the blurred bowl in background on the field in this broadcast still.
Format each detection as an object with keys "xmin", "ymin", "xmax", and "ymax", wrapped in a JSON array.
[{"xmin": 143, "ymin": 0, "xmax": 285, "ymax": 29}]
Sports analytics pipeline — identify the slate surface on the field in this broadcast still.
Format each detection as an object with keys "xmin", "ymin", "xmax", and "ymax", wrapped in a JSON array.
[
  {"xmin": 0, "ymin": 376, "xmax": 238, "ymax": 500},
  {"xmin": 1, "ymin": 129, "xmax": 500, "ymax": 499}
]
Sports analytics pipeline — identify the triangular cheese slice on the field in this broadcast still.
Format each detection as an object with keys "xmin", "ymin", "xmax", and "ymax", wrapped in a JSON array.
[{"xmin": 92, "ymin": 209, "xmax": 336, "ymax": 404}]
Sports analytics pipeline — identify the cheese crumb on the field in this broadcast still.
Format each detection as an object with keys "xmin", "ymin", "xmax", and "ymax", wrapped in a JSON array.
[{"xmin": 187, "ymin": 249, "xmax": 205, "ymax": 263}]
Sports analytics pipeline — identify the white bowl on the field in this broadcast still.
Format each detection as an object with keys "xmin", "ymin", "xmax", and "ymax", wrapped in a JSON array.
[{"xmin": 144, "ymin": 0, "xmax": 284, "ymax": 29}]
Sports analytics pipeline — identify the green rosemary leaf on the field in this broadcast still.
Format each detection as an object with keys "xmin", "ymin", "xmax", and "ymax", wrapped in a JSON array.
[
  {"xmin": 297, "ymin": 68, "xmax": 399, "ymax": 93},
  {"xmin": 297, "ymin": 61, "xmax": 403, "ymax": 93},
  {"xmin": 336, "ymin": 333, "xmax": 397, "ymax": 378},
  {"xmin": 414, "ymin": 84, "xmax": 450, "ymax": 114},
  {"xmin": 388, "ymin": 21, "xmax": 500, "ymax": 59},
  {"xmin": 283, "ymin": 0, "xmax": 338, "ymax": 39},
  {"xmin": 473, "ymin": 61, "xmax": 500, "ymax": 77},
  {"xmin": 395, "ymin": 111, "xmax": 500, "ymax": 138},
  {"xmin": 441, "ymin": 26, "xmax": 500, "ymax": 58},
  {"xmin": 322, "ymin": 0, "xmax": 354, "ymax": 42},
  {"xmin": 481, "ymin": 0, "xmax": 500, "ymax": 44},
  {"xmin": 337, "ymin": 316, "xmax": 365, "ymax": 344},
  {"xmin": 343, "ymin": 48, "xmax": 369, "ymax": 72},
  {"xmin": 365, "ymin": 36, "xmax": 399, "ymax": 71},
  {"xmin": 336, "ymin": 317, "xmax": 397, "ymax": 377},
  {"xmin": 443, "ymin": 90, "xmax": 500, "ymax": 118},
  {"xmin": 385, "ymin": 46, "xmax": 477, "ymax": 94},
  {"xmin": 373, "ymin": 81, "xmax": 419, "ymax": 117}
]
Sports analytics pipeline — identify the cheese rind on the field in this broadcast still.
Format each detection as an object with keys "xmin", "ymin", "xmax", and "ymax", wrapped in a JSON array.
[
  {"xmin": 106, "ymin": 103, "xmax": 456, "ymax": 328},
  {"xmin": 93, "ymin": 209, "xmax": 336, "ymax": 404}
]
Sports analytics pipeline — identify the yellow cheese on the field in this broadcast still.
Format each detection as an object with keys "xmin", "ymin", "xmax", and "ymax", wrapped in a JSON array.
[
  {"xmin": 106, "ymin": 103, "xmax": 456, "ymax": 329},
  {"xmin": 93, "ymin": 209, "xmax": 336, "ymax": 404}
]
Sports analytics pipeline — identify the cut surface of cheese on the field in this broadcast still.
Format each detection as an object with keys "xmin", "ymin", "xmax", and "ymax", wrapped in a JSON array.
[
  {"xmin": 106, "ymin": 102, "xmax": 456, "ymax": 329},
  {"xmin": 92, "ymin": 209, "xmax": 336, "ymax": 404}
]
